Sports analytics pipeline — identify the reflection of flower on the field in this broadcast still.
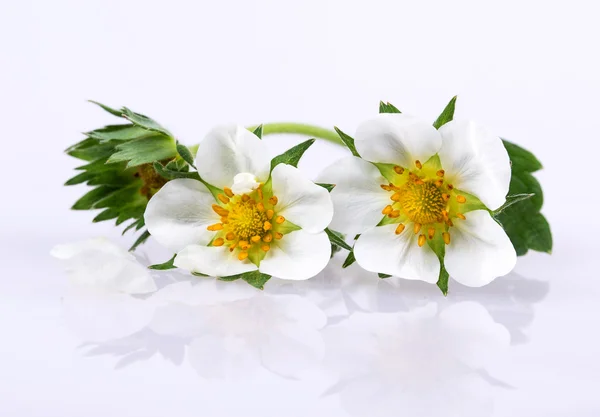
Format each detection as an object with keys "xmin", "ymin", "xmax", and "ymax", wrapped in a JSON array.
[
  {"xmin": 145, "ymin": 125, "xmax": 333, "ymax": 281},
  {"xmin": 320, "ymin": 115, "xmax": 516, "ymax": 287},
  {"xmin": 322, "ymin": 302, "xmax": 510, "ymax": 417},
  {"xmin": 51, "ymin": 237, "xmax": 156, "ymax": 294}
]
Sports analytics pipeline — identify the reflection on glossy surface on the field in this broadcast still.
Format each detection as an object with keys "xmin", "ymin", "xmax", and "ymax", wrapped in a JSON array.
[{"xmin": 57, "ymin": 247, "xmax": 549, "ymax": 416}]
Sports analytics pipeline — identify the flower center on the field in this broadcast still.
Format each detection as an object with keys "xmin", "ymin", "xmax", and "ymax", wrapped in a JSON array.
[
  {"xmin": 380, "ymin": 159, "xmax": 469, "ymax": 248},
  {"xmin": 397, "ymin": 181, "xmax": 445, "ymax": 224},
  {"xmin": 205, "ymin": 176, "xmax": 288, "ymax": 263}
]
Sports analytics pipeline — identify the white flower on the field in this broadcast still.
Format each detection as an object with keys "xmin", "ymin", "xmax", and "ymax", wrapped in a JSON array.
[
  {"xmin": 319, "ymin": 114, "xmax": 517, "ymax": 287},
  {"xmin": 51, "ymin": 237, "xmax": 157, "ymax": 294},
  {"xmin": 144, "ymin": 124, "xmax": 334, "ymax": 281}
]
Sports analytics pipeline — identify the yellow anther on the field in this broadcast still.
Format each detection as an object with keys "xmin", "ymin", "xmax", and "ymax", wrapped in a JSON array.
[
  {"xmin": 442, "ymin": 193, "xmax": 450, "ymax": 202},
  {"xmin": 446, "ymin": 219, "xmax": 454, "ymax": 227},
  {"xmin": 226, "ymin": 232, "xmax": 236, "ymax": 241},
  {"xmin": 428, "ymin": 227, "xmax": 435, "ymax": 240},
  {"xmin": 229, "ymin": 243, "xmax": 237, "ymax": 252},
  {"xmin": 456, "ymin": 213, "xmax": 466, "ymax": 220},
  {"xmin": 447, "ymin": 184, "xmax": 454, "ymax": 190},
  {"xmin": 261, "ymin": 244, "xmax": 270, "ymax": 252},
  {"xmin": 382, "ymin": 205, "xmax": 393, "ymax": 215},
  {"xmin": 414, "ymin": 223, "xmax": 422, "ymax": 234},
  {"xmin": 242, "ymin": 194, "xmax": 250, "ymax": 202},
  {"xmin": 415, "ymin": 160, "xmax": 422, "ymax": 170},
  {"xmin": 238, "ymin": 251, "xmax": 249, "ymax": 261},
  {"xmin": 380, "ymin": 184, "xmax": 392, "ymax": 191},
  {"xmin": 456, "ymin": 195, "xmax": 467, "ymax": 203},
  {"xmin": 274, "ymin": 232, "xmax": 284, "ymax": 240},
  {"xmin": 263, "ymin": 233, "xmax": 273, "ymax": 242},
  {"xmin": 223, "ymin": 187, "xmax": 234, "ymax": 198},
  {"xmin": 443, "ymin": 232, "xmax": 451, "ymax": 245},
  {"xmin": 257, "ymin": 188, "xmax": 263, "ymax": 200},
  {"xmin": 436, "ymin": 170, "xmax": 445, "ymax": 177},
  {"xmin": 434, "ymin": 179, "xmax": 444, "ymax": 188},
  {"xmin": 388, "ymin": 210, "xmax": 400, "ymax": 218},
  {"xmin": 414, "ymin": 178, "xmax": 424, "ymax": 185},
  {"xmin": 269, "ymin": 196, "xmax": 278, "ymax": 205},
  {"xmin": 212, "ymin": 204, "xmax": 229, "ymax": 217},
  {"xmin": 220, "ymin": 216, "xmax": 229, "ymax": 224},
  {"xmin": 390, "ymin": 192, "xmax": 401, "ymax": 202},
  {"xmin": 207, "ymin": 223, "xmax": 223, "ymax": 231},
  {"xmin": 264, "ymin": 221, "xmax": 272, "ymax": 231},
  {"xmin": 213, "ymin": 238, "xmax": 224, "ymax": 247},
  {"xmin": 266, "ymin": 209, "xmax": 274, "ymax": 219},
  {"xmin": 275, "ymin": 215, "xmax": 285, "ymax": 224},
  {"xmin": 238, "ymin": 240, "xmax": 250, "ymax": 250},
  {"xmin": 418, "ymin": 234, "xmax": 426, "ymax": 247},
  {"xmin": 256, "ymin": 202, "xmax": 265, "ymax": 212},
  {"xmin": 393, "ymin": 166, "xmax": 405, "ymax": 175},
  {"xmin": 217, "ymin": 194, "xmax": 230, "ymax": 204},
  {"xmin": 251, "ymin": 235, "xmax": 261, "ymax": 243},
  {"xmin": 395, "ymin": 224, "xmax": 405, "ymax": 235},
  {"xmin": 441, "ymin": 209, "xmax": 448, "ymax": 219}
]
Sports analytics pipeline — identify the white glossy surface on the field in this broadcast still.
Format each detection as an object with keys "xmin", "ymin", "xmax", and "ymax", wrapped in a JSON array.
[{"xmin": 2, "ymin": 0, "xmax": 599, "ymax": 415}]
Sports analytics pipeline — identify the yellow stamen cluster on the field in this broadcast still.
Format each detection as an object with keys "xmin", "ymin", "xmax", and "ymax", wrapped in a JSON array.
[
  {"xmin": 381, "ymin": 160, "xmax": 468, "ymax": 248},
  {"xmin": 207, "ymin": 184, "xmax": 285, "ymax": 261}
]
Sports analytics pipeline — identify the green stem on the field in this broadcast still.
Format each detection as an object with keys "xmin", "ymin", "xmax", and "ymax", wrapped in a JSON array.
[{"xmin": 250, "ymin": 122, "xmax": 343, "ymax": 145}]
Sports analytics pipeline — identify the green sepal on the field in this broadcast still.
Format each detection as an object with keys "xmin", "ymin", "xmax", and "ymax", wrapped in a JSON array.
[
  {"xmin": 107, "ymin": 135, "xmax": 177, "ymax": 168},
  {"xmin": 378, "ymin": 273, "xmax": 392, "ymax": 279},
  {"xmin": 325, "ymin": 228, "xmax": 352, "ymax": 251},
  {"xmin": 270, "ymin": 138, "xmax": 316, "ymax": 171},
  {"xmin": 379, "ymin": 101, "xmax": 402, "ymax": 114},
  {"xmin": 334, "ymin": 126, "xmax": 360, "ymax": 157},
  {"xmin": 342, "ymin": 251, "xmax": 356, "ymax": 268},
  {"xmin": 122, "ymin": 218, "xmax": 144, "ymax": 235},
  {"xmin": 427, "ymin": 233, "xmax": 449, "ymax": 295},
  {"xmin": 496, "ymin": 140, "xmax": 552, "ymax": 255},
  {"xmin": 192, "ymin": 271, "xmax": 209, "ymax": 277},
  {"xmin": 220, "ymin": 270, "xmax": 272, "ymax": 290},
  {"xmin": 316, "ymin": 183, "xmax": 335, "ymax": 192},
  {"xmin": 88, "ymin": 100, "xmax": 123, "ymax": 117},
  {"xmin": 130, "ymin": 230, "xmax": 151, "ymax": 252},
  {"xmin": 121, "ymin": 107, "xmax": 173, "ymax": 137},
  {"xmin": 176, "ymin": 141, "xmax": 196, "ymax": 168},
  {"xmin": 252, "ymin": 124, "xmax": 263, "ymax": 139},
  {"xmin": 432, "ymin": 96, "xmax": 457, "ymax": 129},
  {"xmin": 85, "ymin": 124, "xmax": 152, "ymax": 142},
  {"xmin": 153, "ymin": 161, "xmax": 201, "ymax": 180},
  {"xmin": 71, "ymin": 185, "xmax": 118, "ymax": 210},
  {"xmin": 148, "ymin": 255, "xmax": 177, "ymax": 270},
  {"xmin": 93, "ymin": 208, "xmax": 119, "ymax": 223}
]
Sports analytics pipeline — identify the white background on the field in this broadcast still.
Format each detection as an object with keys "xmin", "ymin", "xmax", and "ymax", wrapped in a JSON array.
[{"xmin": 1, "ymin": 0, "xmax": 599, "ymax": 416}]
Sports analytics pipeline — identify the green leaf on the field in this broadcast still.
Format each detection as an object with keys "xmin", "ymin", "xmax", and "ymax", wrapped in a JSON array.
[
  {"xmin": 121, "ymin": 107, "xmax": 173, "ymax": 137},
  {"xmin": 334, "ymin": 126, "xmax": 360, "ymax": 157},
  {"xmin": 270, "ymin": 138, "xmax": 315, "ymax": 171},
  {"xmin": 85, "ymin": 124, "xmax": 153, "ymax": 142},
  {"xmin": 88, "ymin": 100, "xmax": 123, "ymax": 117},
  {"xmin": 107, "ymin": 135, "xmax": 176, "ymax": 168},
  {"xmin": 378, "ymin": 273, "xmax": 392, "ymax": 279},
  {"xmin": 316, "ymin": 183, "xmax": 335, "ymax": 192},
  {"xmin": 130, "ymin": 230, "xmax": 151, "ymax": 252},
  {"xmin": 252, "ymin": 124, "xmax": 263, "ymax": 139},
  {"xmin": 494, "ymin": 193, "xmax": 535, "ymax": 215},
  {"xmin": 432, "ymin": 96, "xmax": 457, "ymax": 129},
  {"xmin": 496, "ymin": 140, "xmax": 552, "ymax": 256},
  {"xmin": 149, "ymin": 255, "xmax": 177, "ymax": 270},
  {"xmin": 325, "ymin": 228, "xmax": 352, "ymax": 251},
  {"xmin": 176, "ymin": 141, "xmax": 196, "ymax": 168},
  {"xmin": 379, "ymin": 101, "xmax": 402, "ymax": 113},
  {"xmin": 221, "ymin": 270, "xmax": 272, "ymax": 289},
  {"xmin": 342, "ymin": 251, "xmax": 356, "ymax": 268},
  {"xmin": 153, "ymin": 161, "xmax": 200, "ymax": 180}
]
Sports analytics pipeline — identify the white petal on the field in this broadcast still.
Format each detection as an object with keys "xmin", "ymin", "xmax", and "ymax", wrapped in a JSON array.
[
  {"xmin": 51, "ymin": 238, "xmax": 157, "ymax": 294},
  {"xmin": 318, "ymin": 156, "xmax": 391, "ymax": 236},
  {"xmin": 270, "ymin": 164, "xmax": 333, "ymax": 233},
  {"xmin": 444, "ymin": 210, "xmax": 517, "ymax": 287},
  {"xmin": 354, "ymin": 224, "xmax": 440, "ymax": 284},
  {"xmin": 354, "ymin": 114, "xmax": 442, "ymax": 166},
  {"xmin": 174, "ymin": 244, "xmax": 258, "ymax": 277},
  {"xmin": 230, "ymin": 172, "xmax": 260, "ymax": 194},
  {"xmin": 195, "ymin": 124, "xmax": 270, "ymax": 189},
  {"xmin": 144, "ymin": 179, "xmax": 219, "ymax": 253},
  {"xmin": 438, "ymin": 120, "xmax": 511, "ymax": 210},
  {"xmin": 259, "ymin": 230, "xmax": 331, "ymax": 281}
]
